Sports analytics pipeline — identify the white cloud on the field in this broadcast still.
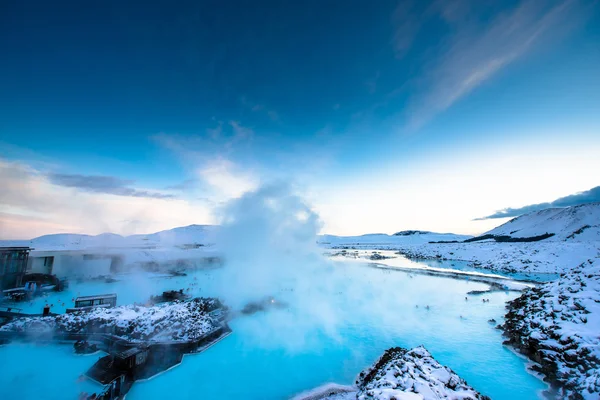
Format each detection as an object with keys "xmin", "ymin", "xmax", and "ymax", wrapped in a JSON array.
[
  {"xmin": 0, "ymin": 159, "xmax": 214, "ymax": 239},
  {"xmin": 197, "ymin": 158, "xmax": 258, "ymax": 199}
]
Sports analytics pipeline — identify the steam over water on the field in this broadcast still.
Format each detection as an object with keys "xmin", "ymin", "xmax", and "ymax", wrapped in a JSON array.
[{"xmin": 0, "ymin": 186, "xmax": 546, "ymax": 399}]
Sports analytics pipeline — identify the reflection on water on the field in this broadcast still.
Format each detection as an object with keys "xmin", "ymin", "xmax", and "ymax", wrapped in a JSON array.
[
  {"xmin": 332, "ymin": 249, "xmax": 559, "ymax": 282},
  {"xmin": 0, "ymin": 259, "xmax": 546, "ymax": 400}
]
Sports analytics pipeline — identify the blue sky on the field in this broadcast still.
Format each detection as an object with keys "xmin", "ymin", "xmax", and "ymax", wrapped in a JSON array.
[{"xmin": 1, "ymin": 0, "xmax": 599, "ymax": 239}]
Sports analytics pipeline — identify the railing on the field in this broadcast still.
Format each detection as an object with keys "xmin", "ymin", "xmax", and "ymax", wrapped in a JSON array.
[{"xmin": 0, "ymin": 305, "xmax": 23, "ymax": 313}]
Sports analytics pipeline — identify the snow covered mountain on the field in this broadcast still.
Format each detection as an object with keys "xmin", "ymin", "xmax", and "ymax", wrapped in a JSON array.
[
  {"xmin": 0, "ymin": 225, "xmax": 219, "ymax": 251},
  {"xmin": 127, "ymin": 224, "xmax": 218, "ymax": 246},
  {"xmin": 484, "ymin": 202, "xmax": 600, "ymax": 241}
]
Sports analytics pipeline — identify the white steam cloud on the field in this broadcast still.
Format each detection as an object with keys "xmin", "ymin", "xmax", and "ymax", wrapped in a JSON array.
[{"xmin": 212, "ymin": 184, "xmax": 446, "ymax": 351}]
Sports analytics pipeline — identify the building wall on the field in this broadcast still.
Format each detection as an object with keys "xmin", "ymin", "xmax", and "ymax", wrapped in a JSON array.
[
  {"xmin": 0, "ymin": 248, "xmax": 30, "ymax": 289},
  {"xmin": 28, "ymin": 256, "xmax": 53, "ymax": 274},
  {"xmin": 28, "ymin": 251, "xmax": 112, "ymax": 278},
  {"xmin": 53, "ymin": 255, "xmax": 111, "ymax": 278}
]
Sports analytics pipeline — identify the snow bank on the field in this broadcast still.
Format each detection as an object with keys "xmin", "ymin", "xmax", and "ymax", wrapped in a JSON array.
[
  {"xmin": 0, "ymin": 298, "xmax": 223, "ymax": 342},
  {"xmin": 502, "ymin": 259, "xmax": 600, "ymax": 399}
]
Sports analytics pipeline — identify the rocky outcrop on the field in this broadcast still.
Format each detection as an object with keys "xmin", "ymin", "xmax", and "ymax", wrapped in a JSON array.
[
  {"xmin": 355, "ymin": 346, "xmax": 489, "ymax": 400},
  {"xmin": 369, "ymin": 252, "xmax": 393, "ymax": 261},
  {"xmin": 502, "ymin": 260, "xmax": 600, "ymax": 399},
  {"xmin": 0, "ymin": 297, "xmax": 224, "ymax": 342},
  {"xmin": 297, "ymin": 346, "xmax": 489, "ymax": 400}
]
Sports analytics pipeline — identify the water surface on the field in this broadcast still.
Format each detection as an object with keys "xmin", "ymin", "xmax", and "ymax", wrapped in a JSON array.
[{"xmin": 0, "ymin": 258, "xmax": 546, "ymax": 399}]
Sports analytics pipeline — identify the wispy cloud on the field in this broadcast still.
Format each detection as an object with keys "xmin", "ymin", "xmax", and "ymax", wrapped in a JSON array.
[
  {"xmin": 390, "ymin": 0, "xmax": 421, "ymax": 58},
  {"xmin": 47, "ymin": 173, "xmax": 175, "ymax": 199},
  {"xmin": 0, "ymin": 159, "xmax": 213, "ymax": 239},
  {"xmin": 240, "ymin": 97, "xmax": 279, "ymax": 121},
  {"xmin": 153, "ymin": 119, "xmax": 254, "ymax": 158},
  {"xmin": 152, "ymin": 124, "xmax": 259, "ymax": 201},
  {"xmin": 197, "ymin": 158, "xmax": 258, "ymax": 199},
  {"xmin": 476, "ymin": 185, "xmax": 600, "ymax": 219},
  {"xmin": 391, "ymin": 0, "xmax": 587, "ymax": 129},
  {"xmin": 228, "ymin": 121, "xmax": 254, "ymax": 142}
]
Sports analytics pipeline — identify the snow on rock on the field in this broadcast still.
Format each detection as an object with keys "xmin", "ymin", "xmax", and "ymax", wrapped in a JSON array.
[
  {"xmin": 0, "ymin": 298, "xmax": 223, "ymax": 342},
  {"xmin": 298, "ymin": 346, "xmax": 489, "ymax": 400},
  {"xmin": 502, "ymin": 259, "xmax": 600, "ymax": 399},
  {"xmin": 484, "ymin": 202, "xmax": 600, "ymax": 242},
  {"xmin": 355, "ymin": 346, "xmax": 489, "ymax": 400}
]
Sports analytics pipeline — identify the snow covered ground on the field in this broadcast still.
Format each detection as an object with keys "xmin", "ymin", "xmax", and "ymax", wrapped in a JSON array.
[
  {"xmin": 502, "ymin": 259, "xmax": 600, "ymax": 399},
  {"xmin": 321, "ymin": 203, "xmax": 600, "ymax": 275},
  {"xmin": 296, "ymin": 346, "xmax": 490, "ymax": 400},
  {"xmin": 394, "ymin": 241, "xmax": 599, "ymax": 275},
  {"xmin": 0, "ymin": 297, "xmax": 222, "ymax": 342}
]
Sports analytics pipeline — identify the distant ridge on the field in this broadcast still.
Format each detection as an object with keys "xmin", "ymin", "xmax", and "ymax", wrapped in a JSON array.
[
  {"xmin": 318, "ymin": 231, "xmax": 472, "ymax": 246},
  {"xmin": 393, "ymin": 230, "xmax": 433, "ymax": 236}
]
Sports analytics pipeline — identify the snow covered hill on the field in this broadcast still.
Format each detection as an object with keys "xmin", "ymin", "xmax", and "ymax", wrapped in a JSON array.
[
  {"xmin": 484, "ymin": 202, "xmax": 600, "ymax": 242},
  {"xmin": 128, "ymin": 224, "xmax": 218, "ymax": 247},
  {"xmin": 0, "ymin": 224, "xmax": 219, "ymax": 251}
]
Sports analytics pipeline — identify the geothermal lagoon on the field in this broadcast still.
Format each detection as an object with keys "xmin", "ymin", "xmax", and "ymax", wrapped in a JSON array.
[{"xmin": 0, "ymin": 252, "xmax": 547, "ymax": 400}]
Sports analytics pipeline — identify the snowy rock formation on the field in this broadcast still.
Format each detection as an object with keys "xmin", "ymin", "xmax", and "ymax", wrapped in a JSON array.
[
  {"xmin": 296, "ymin": 346, "xmax": 489, "ymax": 400},
  {"xmin": 502, "ymin": 259, "xmax": 600, "ymax": 399},
  {"xmin": 0, "ymin": 297, "xmax": 223, "ymax": 342},
  {"xmin": 355, "ymin": 346, "xmax": 489, "ymax": 400}
]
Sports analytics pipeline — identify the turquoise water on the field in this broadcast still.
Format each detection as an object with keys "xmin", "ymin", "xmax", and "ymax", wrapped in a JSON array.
[
  {"xmin": 414, "ymin": 258, "xmax": 559, "ymax": 282},
  {"xmin": 0, "ymin": 343, "xmax": 104, "ymax": 400},
  {"xmin": 336, "ymin": 249, "xmax": 559, "ymax": 282},
  {"xmin": 2, "ymin": 271, "xmax": 218, "ymax": 315},
  {"xmin": 0, "ymin": 259, "xmax": 546, "ymax": 399}
]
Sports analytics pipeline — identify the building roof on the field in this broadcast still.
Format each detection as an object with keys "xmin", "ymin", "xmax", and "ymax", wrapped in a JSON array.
[
  {"xmin": 76, "ymin": 293, "xmax": 117, "ymax": 301},
  {"xmin": 0, "ymin": 247, "xmax": 32, "ymax": 251},
  {"xmin": 116, "ymin": 347, "xmax": 146, "ymax": 359}
]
